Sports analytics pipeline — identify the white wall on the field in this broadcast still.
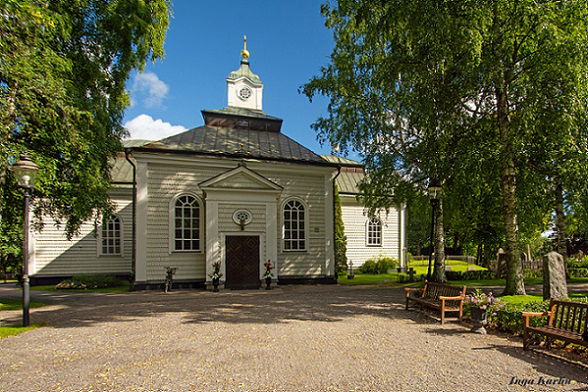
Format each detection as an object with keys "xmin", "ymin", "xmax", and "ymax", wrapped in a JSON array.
[
  {"xmin": 32, "ymin": 187, "xmax": 133, "ymax": 277},
  {"xmin": 340, "ymin": 195, "xmax": 401, "ymax": 270}
]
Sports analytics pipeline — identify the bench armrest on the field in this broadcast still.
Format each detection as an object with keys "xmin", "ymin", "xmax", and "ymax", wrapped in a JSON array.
[
  {"xmin": 522, "ymin": 311, "xmax": 552, "ymax": 327},
  {"xmin": 439, "ymin": 296, "xmax": 464, "ymax": 301},
  {"xmin": 404, "ymin": 287, "xmax": 422, "ymax": 296}
]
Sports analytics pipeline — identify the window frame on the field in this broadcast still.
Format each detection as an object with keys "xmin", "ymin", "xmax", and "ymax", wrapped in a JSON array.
[
  {"xmin": 98, "ymin": 215, "xmax": 124, "ymax": 257},
  {"xmin": 169, "ymin": 193, "xmax": 204, "ymax": 253},
  {"xmin": 281, "ymin": 197, "xmax": 309, "ymax": 252},
  {"xmin": 366, "ymin": 218, "xmax": 383, "ymax": 247}
]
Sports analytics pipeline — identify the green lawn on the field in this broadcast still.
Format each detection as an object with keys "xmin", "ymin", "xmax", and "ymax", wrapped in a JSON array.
[
  {"xmin": 0, "ymin": 298, "xmax": 46, "ymax": 311},
  {"xmin": 339, "ymin": 272, "xmax": 588, "ymax": 288},
  {"xmin": 0, "ymin": 323, "xmax": 42, "ymax": 338},
  {"xmin": 498, "ymin": 292, "xmax": 588, "ymax": 305},
  {"xmin": 448, "ymin": 277, "xmax": 588, "ymax": 287},
  {"xmin": 31, "ymin": 280, "xmax": 131, "ymax": 293}
]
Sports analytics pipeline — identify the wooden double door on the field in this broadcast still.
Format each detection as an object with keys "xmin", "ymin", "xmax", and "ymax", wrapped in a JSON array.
[{"xmin": 225, "ymin": 235, "xmax": 260, "ymax": 289}]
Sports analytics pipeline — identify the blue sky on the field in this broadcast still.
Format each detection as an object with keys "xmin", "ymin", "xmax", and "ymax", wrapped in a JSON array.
[{"xmin": 123, "ymin": 1, "xmax": 338, "ymax": 157}]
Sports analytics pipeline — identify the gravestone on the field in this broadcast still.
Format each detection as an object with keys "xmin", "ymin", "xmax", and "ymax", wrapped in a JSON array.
[
  {"xmin": 496, "ymin": 248, "xmax": 508, "ymax": 278},
  {"xmin": 543, "ymin": 251, "xmax": 568, "ymax": 300}
]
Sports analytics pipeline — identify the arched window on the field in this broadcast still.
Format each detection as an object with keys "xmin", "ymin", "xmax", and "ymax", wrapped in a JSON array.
[
  {"xmin": 283, "ymin": 199, "xmax": 306, "ymax": 251},
  {"xmin": 366, "ymin": 218, "xmax": 382, "ymax": 246},
  {"xmin": 101, "ymin": 216, "xmax": 122, "ymax": 255},
  {"xmin": 173, "ymin": 194, "xmax": 201, "ymax": 251}
]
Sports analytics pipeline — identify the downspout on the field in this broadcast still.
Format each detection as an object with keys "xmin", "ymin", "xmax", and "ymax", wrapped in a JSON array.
[
  {"xmin": 332, "ymin": 166, "xmax": 342, "ymax": 281},
  {"xmin": 125, "ymin": 149, "xmax": 137, "ymax": 286}
]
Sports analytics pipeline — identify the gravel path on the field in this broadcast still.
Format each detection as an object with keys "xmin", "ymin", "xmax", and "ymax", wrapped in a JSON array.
[{"xmin": 1, "ymin": 285, "xmax": 586, "ymax": 392}]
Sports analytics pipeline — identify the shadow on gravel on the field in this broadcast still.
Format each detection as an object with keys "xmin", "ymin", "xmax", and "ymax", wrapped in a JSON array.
[
  {"xmin": 2, "ymin": 286, "xmax": 439, "ymax": 328},
  {"xmin": 472, "ymin": 344, "xmax": 588, "ymax": 385}
]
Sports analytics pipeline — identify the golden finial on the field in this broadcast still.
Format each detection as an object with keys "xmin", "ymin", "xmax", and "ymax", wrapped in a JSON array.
[{"xmin": 241, "ymin": 35, "xmax": 250, "ymax": 59}]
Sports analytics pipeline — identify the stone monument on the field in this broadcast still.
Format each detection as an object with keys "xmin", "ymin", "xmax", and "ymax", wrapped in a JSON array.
[
  {"xmin": 496, "ymin": 248, "xmax": 508, "ymax": 278},
  {"xmin": 543, "ymin": 251, "xmax": 568, "ymax": 300}
]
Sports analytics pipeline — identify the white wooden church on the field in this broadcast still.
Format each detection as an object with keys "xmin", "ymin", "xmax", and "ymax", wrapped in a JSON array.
[{"xmin": 29, "ymin": 45, "xmax": 407, "ymax": 289}]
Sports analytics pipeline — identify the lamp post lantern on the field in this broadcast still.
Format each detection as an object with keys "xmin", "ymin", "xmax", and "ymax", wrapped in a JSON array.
[
  {"xmin": 11, "ymin": 154, "xmax": 39, "ymax": 327},
  {"xmin": 426, "ymin": 179, "xmax": 442, "ymax": 281}
]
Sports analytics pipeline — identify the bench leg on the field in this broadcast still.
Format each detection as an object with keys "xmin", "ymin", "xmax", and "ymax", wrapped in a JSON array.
[{"xmin": 441, "ymin": 310, "xmax": 445, "ymax": 325}]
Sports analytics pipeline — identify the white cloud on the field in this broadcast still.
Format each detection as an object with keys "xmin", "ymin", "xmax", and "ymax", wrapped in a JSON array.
[
  {"xmin": 123, "ymin": 114, "xmax": 187, "ymax": 140},
  {"xmin": 132, "ymin": 72, "xmax": 169, "ymax": 108}
]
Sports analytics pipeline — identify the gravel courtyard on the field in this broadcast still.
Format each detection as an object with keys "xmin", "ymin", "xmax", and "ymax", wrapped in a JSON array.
[{"xmin": 1, "ymin": 285, "xmax": 586, "ymax": 392}]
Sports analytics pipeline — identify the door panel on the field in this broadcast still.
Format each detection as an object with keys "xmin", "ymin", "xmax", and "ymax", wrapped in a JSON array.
[{"xmin": 225, "ymin": 235, "xmax": 260, "ymax": 289}]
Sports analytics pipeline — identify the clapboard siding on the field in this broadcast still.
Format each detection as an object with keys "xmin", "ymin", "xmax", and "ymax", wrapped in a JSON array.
[
  {"xmin": 341, "ymin": 197, "xmax": 400, "ymax": 269},
  {"xmin": 259, "ymin": 170, "xmax": 327, "ymax": 277},
  {"xmin": 145, "ymin": 163, "xmax": 215, "ymax": 282},
  {"xmin": 32, "ymin": 187, "xmax": 132, "ymax": 277},
  {"xmin": 144, "ymin": 158, "xmax": 331, "ymax": 281}
]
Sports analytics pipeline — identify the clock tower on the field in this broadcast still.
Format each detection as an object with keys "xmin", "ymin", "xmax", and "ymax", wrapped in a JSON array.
[{"xmin": 226, "ymin": 36, "xmax": 263, "ymax": 111}]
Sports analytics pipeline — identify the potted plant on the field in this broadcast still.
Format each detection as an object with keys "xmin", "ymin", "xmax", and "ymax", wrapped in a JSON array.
[
  {"xmin": 209, "ymin": 262, "xmax": 223, "ymax": 292},
  {"xmin": 465, "ymin": 289, "xmax": 500, "ymax": 334},
  {"xmin": 263, "ymin": 260, "xmax": 273, "ymax": 290}
]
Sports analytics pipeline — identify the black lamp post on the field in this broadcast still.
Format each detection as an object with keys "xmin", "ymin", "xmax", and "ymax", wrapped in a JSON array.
[
  {"xmin": 11, "ymin": 154, "xmax": 39, "ymax": 327},
  {"xmin": 426, "ymin": 179, "xmax": 442, "ymax": 281}
]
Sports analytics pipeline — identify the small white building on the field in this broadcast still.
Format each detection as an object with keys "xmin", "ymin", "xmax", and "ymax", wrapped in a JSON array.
[
  {"xmin": 29, "ymin": 47, "xmax": 406, "ymax": 288},
  {"xmin": 322, "ymin": 156, "xmax": 407, "ymax": 271}
]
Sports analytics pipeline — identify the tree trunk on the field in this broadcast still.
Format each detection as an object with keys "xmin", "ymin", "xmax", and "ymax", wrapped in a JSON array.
[
  {"xmin": 554, "ymin": 180, "xmax": 569, "ymax": 277},
  {"xmin": 432, "ymin": 200, "xmax": 446, "ymax": 283},
  {"xmin": 496, "ymin": 84, "xmax": 525, "ymax": 295}
]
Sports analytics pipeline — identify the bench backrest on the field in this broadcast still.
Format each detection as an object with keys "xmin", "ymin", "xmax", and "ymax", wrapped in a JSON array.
[
  {"xmin": 422, "ymin": 281, "xmax": 466, "ymax": 300},
  {"xmin": 548, "ymin": 299, "xmax": 588, "ymax": 334}
]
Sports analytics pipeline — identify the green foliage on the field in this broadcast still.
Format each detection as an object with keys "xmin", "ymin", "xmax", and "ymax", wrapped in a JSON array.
[
  {"xmin": 360, "ymin": 257, "xmax": 398, "ymax": 274},
  {"xmin": 489, "ymin": 301, "xmax": 549, "ymax": 336},
  {"xmin": 305, "ymin": 0, "xmax": 588, "ymax": 296},
  {"xmin": 0, "ymin": 0, "xmax": 171, "ymax": 240},
  {"xmin": 334, "ymin": 185, "xmax": 348, "ymax": 274},
  {"xmin": 569, "ymin": 268, "xmax": 588, "ymax": 278}
]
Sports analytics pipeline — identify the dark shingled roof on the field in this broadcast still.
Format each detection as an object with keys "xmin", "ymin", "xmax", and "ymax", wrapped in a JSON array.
[
  {"xmin": 203, "ymin": 107, "xmax": 282, "ymax": 122},
  {"xmin": 137, "ymin": 125, "xmax": 329, "ymax": 164}
]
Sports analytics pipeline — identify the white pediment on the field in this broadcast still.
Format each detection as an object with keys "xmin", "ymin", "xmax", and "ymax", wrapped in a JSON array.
[{"xmin": 199, "ymin": 165, "xmax": 283, "ymax": 192}]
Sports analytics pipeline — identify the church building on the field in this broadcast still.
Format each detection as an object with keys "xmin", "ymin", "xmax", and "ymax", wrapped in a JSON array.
[{"xmin": 29, "ymin": 42, "xmax": 407, "ymax": 289}]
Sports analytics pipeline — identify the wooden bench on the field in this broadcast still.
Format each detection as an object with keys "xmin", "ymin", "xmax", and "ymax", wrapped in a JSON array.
[
  {"xmin": 523, "ymin": 299, "xmax": 588, "ymax": 350},
  {"xmin": 405, "ymin": 281, "xmax": 467, "ymax": 324}
]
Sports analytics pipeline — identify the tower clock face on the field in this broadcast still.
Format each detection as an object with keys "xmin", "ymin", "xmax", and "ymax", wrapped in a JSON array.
[{"xmin": 238, "ymin": 86, "xmax": 252, "ymax": 100}]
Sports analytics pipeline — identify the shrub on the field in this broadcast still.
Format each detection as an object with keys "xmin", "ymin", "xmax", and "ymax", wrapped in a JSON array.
[
  {"xmin": 569, "ymin": 268, "xmax": 588, "ymax": 278},
  {"xmin": 57, "ymin": 275, "xmax": 123, "ymax": 290},
  {"xmin": 568, "ymin": 255, "xmax": 588, "ymax": 269},
  {"xmin": 488, "ymin": 301, "xmax": 549, "ymax": 335},
  {"xmin": 360, "ymin": 257, "xmax": 398, "ymax": 274},
  {"xmin": 360, "ymin": 259, "xmax": 377, "ymax": 274}
]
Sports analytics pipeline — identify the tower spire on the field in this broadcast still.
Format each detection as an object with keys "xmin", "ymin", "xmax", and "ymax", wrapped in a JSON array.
[{"xmin": 241, "ymin": 35, "xmax": 250, "ymax": 61}]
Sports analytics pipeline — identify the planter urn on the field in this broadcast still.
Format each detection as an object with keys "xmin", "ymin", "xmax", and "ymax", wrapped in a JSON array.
[
  {"xmin": 470, "ymin": 306, "xmax": 488, "ymax": 334},
  {"xmin": 265, "ymin": 277, "xmax": 272, "ymax": 290},
  {"xmin": 212, "ymin": 278, "xmax": 220, "ymax": 292}
]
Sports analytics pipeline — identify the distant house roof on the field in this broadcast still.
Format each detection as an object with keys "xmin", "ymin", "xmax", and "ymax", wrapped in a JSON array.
[
  {"xmin": 132, "ymin": 126, "xmax": 332, "ymax": 166},
  {"xmin": 122, "ymin": 139, "xmax": 152, "ymax": 148},
  {"xmin": 320, "ymin": 155, "xmax": 365, "ymax": 195},
  {"xmin": 110, "ymin": 153, "xmax": 134, "ymax": 183},
  {"xmin": 320, "ymin": 155, "xmax": 363, "ymax": 167}
]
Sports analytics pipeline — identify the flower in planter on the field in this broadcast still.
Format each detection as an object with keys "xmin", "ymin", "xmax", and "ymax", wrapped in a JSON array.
[
  {"xmin": 209, "ymin": 261, "xmax": 223, "ymax": 280},
  {"xmin": 263, "ymin": 260, "xmax": 273, "ymax": 279},
  {"xmin": 465, "ymin": 289, "xmax": 504, "ymax": 313}
]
